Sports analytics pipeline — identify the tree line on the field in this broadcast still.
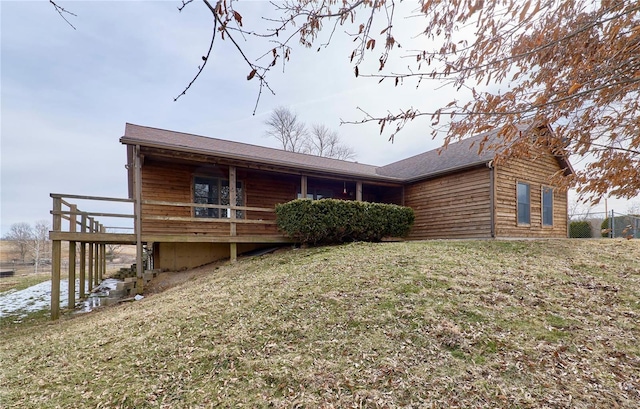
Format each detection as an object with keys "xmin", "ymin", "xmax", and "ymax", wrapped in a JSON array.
[{"xmin": 2, "ymin": 221, "xmax": 51, "ymax": 273}]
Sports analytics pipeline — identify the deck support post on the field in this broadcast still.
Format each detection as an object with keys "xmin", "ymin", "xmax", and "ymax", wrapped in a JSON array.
[
  {"xmin": 68, "ymin": 205, "xmax": 77, "ymax": 310},
  {"xmin": 229, "ymin": 166, "xmax": 237, "ymax": 263},
  {"xmin": 100, "ymin": 225, "xmax": 106, "ymax": 281},
  {"xmin": 134, "ymin": 145, "xmax": 144, "ymax": 294},
  {"xmin": 356, "ymin": 182, "xmax": 363, "ymax": 201},
  {"xmin": 87, "ymin": 217, "xmax": 94, "ymax": 291},
  {"xmin": 79, "ymin": 213, "xmax": 87, "ymax": 299},
  {"xmin": 51, "ymin": 196, "xmax": 62, "ymax": 320},
  {"xmin": 93, "ymin": 220, "xmax": 100, "ymax": 287}
]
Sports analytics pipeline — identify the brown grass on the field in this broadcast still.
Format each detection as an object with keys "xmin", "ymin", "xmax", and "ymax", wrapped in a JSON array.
[{"xmin": 1, "ymin": 239, "xmax": 639, "ymax": 408}]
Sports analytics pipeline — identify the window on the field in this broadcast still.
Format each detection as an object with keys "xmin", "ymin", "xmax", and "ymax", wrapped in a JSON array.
[
  {"xmin": 194, "ymin": 177, "xmax": 244, "ymax": 218},
  {"xmin": 297, "ymin": 188, "xmax": 333, "ymax": 200},
  {"xmin": 517, "ymin": 182, "xmax": 530, "ymax": 225},
  {"xmin": 542, "ymin": 186, "xmax": 553, "ymax": 226}
]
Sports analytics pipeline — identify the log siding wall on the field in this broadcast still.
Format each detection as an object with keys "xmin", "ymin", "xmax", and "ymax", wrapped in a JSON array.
[
  {"xmin": 494, "ymin": 156, "xmax": 568, "ymax": 238},
  {"xmin": 404, "ymin": 167, "xmax": 493, "ymax": 239},
  {"xmin": 140, "ymin": 160, "xmax": 298, "ymax": 237},
  {"xmin": 139, "ymin": 152, "xmax": 568, "ymax": 243}
]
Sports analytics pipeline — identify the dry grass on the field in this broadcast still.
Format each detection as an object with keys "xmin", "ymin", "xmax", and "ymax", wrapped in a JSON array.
[{"xmin": 1, "ymin": 239, "xmax": 639, "ymax": 408}]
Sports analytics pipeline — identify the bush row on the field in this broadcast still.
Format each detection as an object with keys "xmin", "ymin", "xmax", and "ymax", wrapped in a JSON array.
[{"xmin": 275, "ymin": 199, "xmax": 415, "ymax": 245}]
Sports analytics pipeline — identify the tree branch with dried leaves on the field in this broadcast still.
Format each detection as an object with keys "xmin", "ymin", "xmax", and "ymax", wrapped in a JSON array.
[
  {"xmin": 47, "ymin": 0, "xmax": 639, "ymax": 201},
  {"xmin": 187, "ymin": 0, "xmax": 638, "ymax": 201}
]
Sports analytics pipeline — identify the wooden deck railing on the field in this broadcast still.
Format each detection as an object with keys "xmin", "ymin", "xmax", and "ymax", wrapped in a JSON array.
[
  {"xmin": 48, "ymin": 193, "xmax": 289, "ymax": 320},
  {"xmin": 49, "ymin": 193, "xmax": 136, "ymax": 320},
  {"xmin": 141, "ymin": 199, "xmax": 278, "ymax": 226}
]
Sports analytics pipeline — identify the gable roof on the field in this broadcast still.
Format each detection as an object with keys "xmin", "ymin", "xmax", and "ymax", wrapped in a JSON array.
[{"xmin": 121, "ymin": 123, "xmax": 572, "ymax": 183}]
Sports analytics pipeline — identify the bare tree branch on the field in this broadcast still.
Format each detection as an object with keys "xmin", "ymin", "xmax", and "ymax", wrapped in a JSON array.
[
  {"xmin": 49, "ymin": 0, "xmax": 76, "ymax": 30},
  {"xmin": 174, "ymin": 1, "xmax": 218, "ymax": 102}
]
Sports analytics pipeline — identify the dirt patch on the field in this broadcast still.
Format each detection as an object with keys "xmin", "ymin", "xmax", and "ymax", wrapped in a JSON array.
[
  {"xmin": 143, "ymin": 247, "xmax": 285, "ymax": 295},
  {"xmin": 144, "ymin": 261, "xmax": 226, "ymax": 295}
]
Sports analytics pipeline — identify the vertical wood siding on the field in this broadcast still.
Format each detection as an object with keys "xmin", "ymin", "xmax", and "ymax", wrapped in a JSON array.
[
  {"xmin": 494, "ymin": 156, "xmax": 568, "ymax": 238},
  {"xmin": 404, "ymin": 167, "xmax": 492, "ymax": 239}
]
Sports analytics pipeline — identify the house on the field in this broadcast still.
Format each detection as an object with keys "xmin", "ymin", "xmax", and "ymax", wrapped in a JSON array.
[
  {"xmin": 119, "ymin": 122, "xmax": 572, "ymax": 271},
  {"xmin": 48, "ymin": 122, "xmax": 572, "ymax": 318}
]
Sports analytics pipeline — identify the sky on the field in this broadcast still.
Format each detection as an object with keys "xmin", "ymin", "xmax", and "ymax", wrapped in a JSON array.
[{"xmin": 1, "ymin": 1, "xmax": 637, "ymax": 236}]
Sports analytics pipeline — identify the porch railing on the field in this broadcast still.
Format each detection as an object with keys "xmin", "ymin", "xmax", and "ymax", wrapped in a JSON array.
[
  {"xmin": 48, "ymin": 193, "xmax": 287, "ymax": 320},
  {"xmin": 49, "ymin": 193, "xmax": 135, "ymax": 320}
]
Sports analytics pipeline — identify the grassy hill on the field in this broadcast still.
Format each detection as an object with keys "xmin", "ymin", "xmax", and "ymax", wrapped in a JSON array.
[{"xmin": 1, "ymin": 240, "xmax": 639, "ymax": 408}]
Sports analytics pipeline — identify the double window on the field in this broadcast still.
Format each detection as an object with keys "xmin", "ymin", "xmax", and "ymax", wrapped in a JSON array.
[
  {"xmin": 194, "ymin": 177, "xmax": 244, "ymax": 219},
  {"xmin": 516, "ymin": 182, "xmax": 554, "ymax": 226}
]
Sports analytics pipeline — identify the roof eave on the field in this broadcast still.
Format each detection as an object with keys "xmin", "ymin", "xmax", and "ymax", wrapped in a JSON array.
[
  {"xmin": 120, "ymin": 136, "xmax": 403, "ymax": 183},
  {"xmin": 400, "ymin": 160, "xmax": 492, "ymax": 183}
]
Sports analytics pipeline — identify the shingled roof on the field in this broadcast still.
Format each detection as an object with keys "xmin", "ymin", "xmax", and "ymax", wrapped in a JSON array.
[
  {"xmin": 121, "ymin": 123, "xmax": 395, "ymax": 181},
  {"xmin": 376, "ymin": 131, "xmax": 500, "ymax": 181},
  {"xmin": 121, "ymin": 123, "xmax": 570, "ymax": 182}
]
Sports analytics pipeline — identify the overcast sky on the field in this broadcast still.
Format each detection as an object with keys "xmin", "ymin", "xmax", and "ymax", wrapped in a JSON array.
[{"xmin": 1, "ymin": 1, "xmax": 637, "ymax": 235}]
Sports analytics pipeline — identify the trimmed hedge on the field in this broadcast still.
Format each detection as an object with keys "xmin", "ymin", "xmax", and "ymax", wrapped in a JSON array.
[
  {"xmin": 569, "ymin": 221, "xmax": 592, "ymax": 238},
  {"xmin": 275, "ymin": 199, "xmax": 415, "ymax": 245}
]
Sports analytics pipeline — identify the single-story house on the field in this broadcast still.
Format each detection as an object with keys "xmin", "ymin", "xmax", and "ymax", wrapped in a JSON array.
[{"xmin": 118, "ymin": 122, "xmax": 573, "ymax": 270}]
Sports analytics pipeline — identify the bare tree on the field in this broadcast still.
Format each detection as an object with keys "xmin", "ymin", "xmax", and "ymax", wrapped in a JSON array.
[
  {"xmin": 264, "ymin": 106, "xmax": 308, "ymax": 153},
  {"xmin": 265, "ymin": 107, "xmax": 356, "ymax": 160},
  {"xmin": 3, "ymin": 223, "xmax": 33, "ymax": 263},
  {"xmin": 568, "ymin": 198, "xmax": 594, "ymax": 222},
  {"xmin": 105, "ymin": 229, "xmax": 123, "ymax": 262},
  {"xmin": 32, "ymin": 220, "xmax": 51, "ymax": 274},
  {"xmin": 307, "ymin": 124, "xmax": 356, "ymax": 160}
]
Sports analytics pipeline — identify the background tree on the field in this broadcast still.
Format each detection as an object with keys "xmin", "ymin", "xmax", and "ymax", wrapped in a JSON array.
[
  {"xmin": 264, "ymin": 106, "xmax": 308, "ymax": 153},
  {"xmin": 32, "ymin": 220, "xmax": 51, "ymax": 274},
  {"xmin": 307, "ymin": 124, "xmax": 356, "ymax": 161},
  {"xmin": 3, "ymin": 222, "xmax": 33, "ymax": 263},
  {"xmin": 265, "ymin": 107, "xmax": 356, "ymax": 160},
  {"xmin": 177, "ymin": 0, "xmax": 639, "ymax": 203}
]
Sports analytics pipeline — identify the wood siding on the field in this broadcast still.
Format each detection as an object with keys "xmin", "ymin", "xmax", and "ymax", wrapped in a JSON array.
[
  {"xmin": 494, "ymin": 156, "xmax": 568, "ymax": 238},
  {"xmin": 404, "ymin": 167, "xmax": 492, "ymax": 239},
  {"xmin": 140, "ymin": 160, "xmax": 298, "ymax": 237}
]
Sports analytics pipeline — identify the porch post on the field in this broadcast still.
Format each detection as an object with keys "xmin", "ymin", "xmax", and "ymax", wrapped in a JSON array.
[
  {"xmin": 229, "ymin": 166, "xmax": 237, "ymax": 263},
  {"xmin": 134, "ymin": 145, "xmax": 144, "ymax": 293},
  {"xmin": 301, "ymin": 175, "xmax": 308, "ymax": 198},
  {"xmin": 356, "ymin": 182, "xmax": 363, "ymax": 201},
  {"xmin": 51, "ymin": 196, "xmax": 62, "ymax": 320},
  {"xmin": 67, "ymin": 205, "xmax": 77, "ymax": 310}
]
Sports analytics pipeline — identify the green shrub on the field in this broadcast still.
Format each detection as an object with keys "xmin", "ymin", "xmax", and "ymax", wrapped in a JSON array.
[
  {"xmin": 275, "ymin": 199, "xmax": 415, "ymax": 245},
  {"xmin": 601, "ymin": 216, "xmax": 640, "ymax": 238},
  {"xmin": 569, "ymin": 221, "xmax": 592, "ymax": 238}
]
